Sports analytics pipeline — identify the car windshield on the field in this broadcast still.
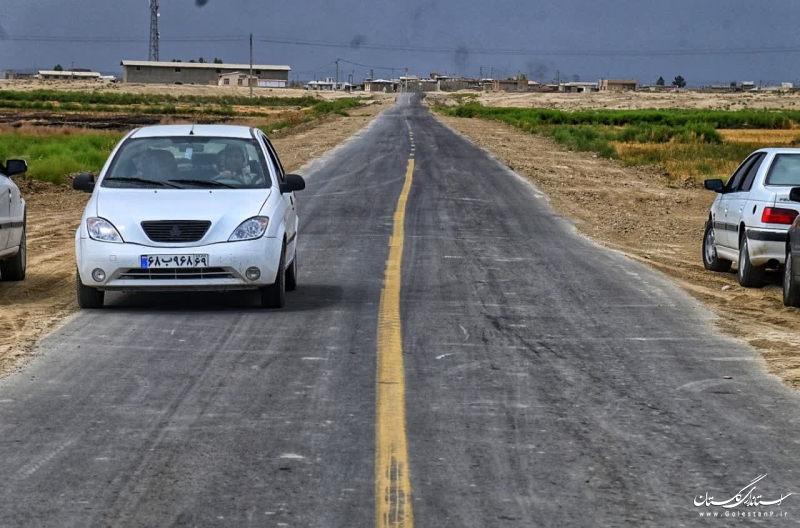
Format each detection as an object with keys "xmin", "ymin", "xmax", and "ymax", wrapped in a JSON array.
[
  {"xmin": 102, "ymin": 136, "xmax": 271, "ymax": 189},
  {"xmin": 766, "ymin": 154, "xmax": 800, "ymax": 186}
]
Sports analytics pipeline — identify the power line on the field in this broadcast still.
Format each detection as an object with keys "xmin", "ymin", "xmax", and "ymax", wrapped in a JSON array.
[
  {"xmin": 338, "ymin": 58, "xmax": 403, "ymax": 72},
  {"xmin": 8, "ymin": 33, "xmax": 800, "ymax": 57}
]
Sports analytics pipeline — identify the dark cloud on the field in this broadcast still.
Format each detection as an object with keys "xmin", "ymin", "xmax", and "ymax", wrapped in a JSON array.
[
  {"xmin": 454, "ymin": 45, "xmax": 469, "ymax": 74},
  {"xmin": 195, "ymin": 0, "xmax": 209, "ymax": 6},
  {"xmin": 411, "ymin": 0, "xmax": 438, "ymax": 22},
  {"xmin": 350, "ymin": 34, "xmax": 367, "ymax": 49}
]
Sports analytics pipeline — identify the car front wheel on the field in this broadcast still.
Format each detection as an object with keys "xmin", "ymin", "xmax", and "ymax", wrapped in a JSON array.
[
  {"xmin": 702, "ymin": 220, "xmax": 732, "ymax": 272},
  {"xmin": 0, "ymin": 224, "xmax": 26, "ymax": 281},
  {"xmin": 76, "ymin": 270, "xmax": 104, "ymax": 309},
  {"xmin": 738, "ymin": 235, "xmax": 764, "ymax": 288},
  {"xmin": 784, "ymin": 249, "xmax": 800, "ymax": 307},
  {"xmin": 260, "ymin": 244, "xmax": 286, "ymax": 308}
]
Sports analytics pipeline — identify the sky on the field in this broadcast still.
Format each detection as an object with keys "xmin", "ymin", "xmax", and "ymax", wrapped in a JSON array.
[{"xmin": 1, "ymin": 0, "xmax": 800, "ymax": 86}]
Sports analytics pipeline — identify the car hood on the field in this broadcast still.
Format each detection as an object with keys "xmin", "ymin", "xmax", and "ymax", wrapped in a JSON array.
[{"xmin": 95, "ymin": 188, "xmax": 271, "ymax": 246}]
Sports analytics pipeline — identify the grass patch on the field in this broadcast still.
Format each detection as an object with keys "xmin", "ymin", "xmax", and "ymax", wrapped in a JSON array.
[
  {"xmin": 438, "ymin": 103, "xmax": 798, "ymax": 180},
  {"xmin": 0, "ymin": 131, "xmax": 123, "ymax": 184},
  {"xmin": 0, "ymin": 98, "xmax": 364, "ymax": 184}
]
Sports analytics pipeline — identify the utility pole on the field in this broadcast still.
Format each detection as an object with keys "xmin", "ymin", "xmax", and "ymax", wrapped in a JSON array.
[
  {"xmin": 249, "ymin": 33, "xmax": 254, "ymax": 99},
  {"xmin": 405, "ymin": 67, "xmax": 408, "ymax": 93},
  {"xmin": 335, "ymin": 58, "xmax": 340, "ymax": 91},
  {"xmin": 370, "ymin": 69, "xmax": 374, "ymax": 81},
  {"xmin": 556, "ymin": 69, "xmax": 560, "ymax": 86},
  {"xmin": 148, "ymin": 0, "xmax": 160, "ymax": 61},
  {"xmin": 479, "ymin": 66, "xmax": 483, "ymax": 80}
]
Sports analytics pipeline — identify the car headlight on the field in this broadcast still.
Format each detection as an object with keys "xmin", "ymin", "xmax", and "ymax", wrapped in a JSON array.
[
  {"xmin": 87, "ymin": 217, "xmax": 123, "ymax": 243},
  {"xmin": 229, "ymin": 216, "xmax": 269, "ymax": 242}
]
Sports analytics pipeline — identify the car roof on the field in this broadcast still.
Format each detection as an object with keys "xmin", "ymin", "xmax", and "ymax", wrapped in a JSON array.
[
  {"xmin": 753, "ymin": 148, "xmax": 800, "ymax": 155},
  {"xmin": 129, "ymin": 125, "xmax": 255, "ymax": 139}
]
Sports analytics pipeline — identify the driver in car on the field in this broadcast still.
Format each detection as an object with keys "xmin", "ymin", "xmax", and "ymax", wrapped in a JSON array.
[{"xmin": 218, "ymin": 144, "xmax": 255, "ymax": 185}]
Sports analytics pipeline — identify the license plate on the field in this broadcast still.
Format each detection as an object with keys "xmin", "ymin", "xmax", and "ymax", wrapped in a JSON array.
[{"xmin": 140, "ymin": 254, "xmax": 209, "ymax": 269}]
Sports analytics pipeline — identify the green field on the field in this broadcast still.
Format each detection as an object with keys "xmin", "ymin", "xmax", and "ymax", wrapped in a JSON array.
[
  {"xmin": 0, "ymin": 98, "xmax": 364, "ymax": 184},
  {"xmin": 436, "ymin": 103, "xmax": 800, "ymax": 181}
]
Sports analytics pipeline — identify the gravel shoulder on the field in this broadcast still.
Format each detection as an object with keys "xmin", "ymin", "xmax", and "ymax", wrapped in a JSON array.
[
  {"xmin": 436, "ymin": 112, "xmax": 800, "ymax": 389},
  {"xmin": 0, "ymin": 100, "xmax": 390, "ymax": 375}
]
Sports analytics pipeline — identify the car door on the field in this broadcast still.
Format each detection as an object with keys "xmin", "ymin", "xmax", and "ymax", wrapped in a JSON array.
[
  {"xmin": 260, "ymin": 134, "xmax": 297, "ymax": 249},
  {"xmin": 727, "ymin": 152, "xmax": 766, "ymax": 251},
  {"xmin": 0, "ymin": 165, "xmax": 12, "ymax": 250},
  {"xmin": 718, "ymin": 154, "xmax": 759, "ymax": 248}
]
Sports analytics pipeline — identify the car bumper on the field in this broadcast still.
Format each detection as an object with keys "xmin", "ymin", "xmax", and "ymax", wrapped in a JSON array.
[
  {"xmin": 76, "ymin": 237, "xmax": 283, "ymax": 291},
  {"xmin": 746, "ymin": 228, "xmax": 788, "ymax": 266}
]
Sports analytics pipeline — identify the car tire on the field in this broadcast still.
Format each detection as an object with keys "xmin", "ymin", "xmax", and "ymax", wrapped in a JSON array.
[
  {"xmin": 0, "ymin": 223, "xmax": 26, "ymax": 281},
  {"xmin": 260, "ymin": 244, "xmax": 286, "ymax": 308},
  {"xmin": 784, "ymin": 249, "xmax": 800, "ymax": 307},
  {"xmin": 285, "ymin": 250, "xmax": 298, "ymax": 292},
  {"xmin": 76, "ymin": 270, "xmax": 104, "ymax": 309},
  {"xmin": 737, "ymin": 235, "xmax": 763, "ymax": 288},
  {"xmin": 702, "ymin": 220, "xmax": 732, "ymax": 273}
]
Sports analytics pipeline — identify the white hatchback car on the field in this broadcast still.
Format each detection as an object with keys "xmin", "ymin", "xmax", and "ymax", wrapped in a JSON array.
[
  {"xmin": 0, "ymin": 158, "xmax": 28, "ymax": 281},
  {"xmin": 73, "ymin": 125, "xmax": 305, "ymax": 308},
  {"xmin": 703, "ymin": 148, "xmax": 800, "ymax": 287}
]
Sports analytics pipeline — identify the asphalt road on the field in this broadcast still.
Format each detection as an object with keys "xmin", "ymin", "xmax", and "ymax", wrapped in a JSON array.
[{"xmin": 2, "ymin": 94, "xmax": 800, "ymax": 527}]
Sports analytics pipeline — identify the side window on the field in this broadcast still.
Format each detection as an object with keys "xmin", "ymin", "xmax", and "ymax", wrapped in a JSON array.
[
  {"xmin": 726, "ymin": 155, "xmax": 757, "ymax": 192},
  {"xmin": 262, "ymin": 136, "xmax": 286, "ymax": 184},
  {"xmin": 740, "ymin": 153, "xmax": 766, "ymax": 192}
]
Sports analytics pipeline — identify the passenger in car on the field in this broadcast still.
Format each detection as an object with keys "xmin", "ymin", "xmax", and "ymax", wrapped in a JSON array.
[{"xmin": 218, "ymin": 144, "xmax": 254, "ymax": 184}]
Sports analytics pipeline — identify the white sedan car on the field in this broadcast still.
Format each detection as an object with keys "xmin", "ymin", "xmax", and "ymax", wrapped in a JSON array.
[
  {"xmin": 703, "ymin": 148, "xmax": 800, "ymax": 287},
  {"xmin": 73, "ymin": 125, "xmax": 305, "ymax": 308},
  {"xmin": 0, "ymin": 158, "xmax": 28, "ymax": 281}
]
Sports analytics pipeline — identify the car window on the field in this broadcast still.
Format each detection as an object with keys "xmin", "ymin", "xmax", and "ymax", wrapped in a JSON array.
[
  {"xmin": 261, "ymin": 135, "xmax": 286, "ymax": 184},
  {"xmin": 103, "ymin": 137, "xmax": 271, "ymax": 189},
  {"xmin": 726, "ymin": 155, "xmax": 758, "ymax": 192},
  {"xmin": 766, "ymin": 154, "xmax": 800, "ymax": 186},
  {"xmin": 740, "ymin": 153, "xmax": 766, "ymax": 192}
]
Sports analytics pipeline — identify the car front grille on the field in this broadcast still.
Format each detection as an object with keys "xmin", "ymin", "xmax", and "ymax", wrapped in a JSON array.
[
  {"xmin": 118, "ymin": 267, "xmax": 235, "ymax": 280},
  {"xmin": 141, "ymin": 220, "xmax": 211, "ymax": 243}
]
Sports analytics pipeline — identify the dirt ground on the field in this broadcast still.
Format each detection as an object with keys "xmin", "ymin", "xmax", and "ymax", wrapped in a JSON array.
[
  {"xmin": 437, "ymin": 90, "xmax": 800, "ymax": 111},
  {"xmin": 0, "ymin": 99, "xmax": 391, "ymax": 375},
  {"xmin": 435, "ymin": 112, "xmax": 800, "ymax": 389},
  {"xmin": 0, "ymin": 79, "xmax": 394, "ymax": 102}
]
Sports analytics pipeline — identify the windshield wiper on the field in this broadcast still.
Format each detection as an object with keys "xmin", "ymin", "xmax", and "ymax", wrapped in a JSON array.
[
  {"xmin": 104, "ymin": 177, "xmax": 180, "ymax": 188},
  {"xmin": 169, "ymin": 179, "xmax": 236, "ymax": 189}
]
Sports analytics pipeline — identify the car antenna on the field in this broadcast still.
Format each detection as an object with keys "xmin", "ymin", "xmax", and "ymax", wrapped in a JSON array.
[{"xmin": 189, "ymin": 125, "xmax": 195, "ymax": 136}]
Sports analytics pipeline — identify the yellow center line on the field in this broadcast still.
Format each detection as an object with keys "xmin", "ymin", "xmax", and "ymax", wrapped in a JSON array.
[{"xmin": 375, "ymin": 158, "xmax": 415, "ymax": 528}]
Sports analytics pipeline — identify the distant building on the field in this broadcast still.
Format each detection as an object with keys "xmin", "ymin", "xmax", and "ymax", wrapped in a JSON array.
[
  {"xmin": 217, "ymin": 71, "xmax": 258, "ymax": 87},
  {"xmin": 38, "ymin": 70, "xmax": 101, "ymax": 81},
  {"xmin": 559, "ymin": 82, "xmax": 599, "ymax": 93},
  {"xmin": 598, "ymin": 79, "xmax": 638, "ymax": 92},
  {"xmin": 365, "ymin": 79, "xmax": 399, "ymax": 93},
  {"xmin": 121, "ymin": 60, "xmax": 290, "ymax": 86}
]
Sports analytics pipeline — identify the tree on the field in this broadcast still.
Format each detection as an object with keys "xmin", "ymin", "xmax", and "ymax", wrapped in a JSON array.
[
  {"xmin": 673, "ymin": 75, "xmax": 686, "ymax": 88},
  {"xmin": 189, "ymin": 60, "xmax": 196, "ymax": 63},
  {"xmin": 171, "ymin": 59, "xmax": 182, "ymax": 63},
  {"xmin": 656, "ymin": 76, "xmax": 665, "ymax": 86},
  {"xmin": 53, "ymin": 64, "xmax": 63, "ymax": 71},
  {"xmin": 213, "ymin": 58, "xmax": 223, "ymax": 64},
  {"xmin": 198, "ymin": 57, "xmax": 206, "ymax": 63},
  {"xmin": 572, "ymin": 74, "xmax": 580, "ymax": 82}
]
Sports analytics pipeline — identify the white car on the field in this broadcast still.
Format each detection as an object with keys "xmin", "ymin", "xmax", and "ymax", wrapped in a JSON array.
[
  {"xmin": 0, "ymin": 158, "xmax": 28, "ymax": 281},
  {"xmin": 703, "ymin": 148, "xmax": 800, "ymax": 287},
  {"xmin": 72, "ymin": 125, "xmax": 305, "ymax": 309}
]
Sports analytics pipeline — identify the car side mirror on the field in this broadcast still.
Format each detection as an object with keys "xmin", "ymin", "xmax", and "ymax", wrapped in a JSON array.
[
  {"xmin": 5, "ymin": 159, "xmax": 28, "ymax": 177},
  {"xmin": 703, "ymin": 179, "xmax": 725, "ymax": 193},
  {"xmin": 73, "ymin": 172, "xmax": 96, "ymax": 193},
  {"xmin": 790, "ymin": 187, "xmax": 800, "ymax": 203},
  {"xmin": 281, "ymin": 174, "xmax": 306, "ymax": 193}
]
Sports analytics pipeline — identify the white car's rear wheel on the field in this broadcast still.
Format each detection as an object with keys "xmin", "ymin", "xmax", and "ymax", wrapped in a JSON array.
[
  {"xmin": 784, "ymin": 250, "xmax": 800, "ymax": 307},
  {"xmin": 702, "ymin": 220, "xmax": 731, "ymax": 272},
  {"xmin": 737, "ymin": 235, "xmax": 764, "ymax": 288}
]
